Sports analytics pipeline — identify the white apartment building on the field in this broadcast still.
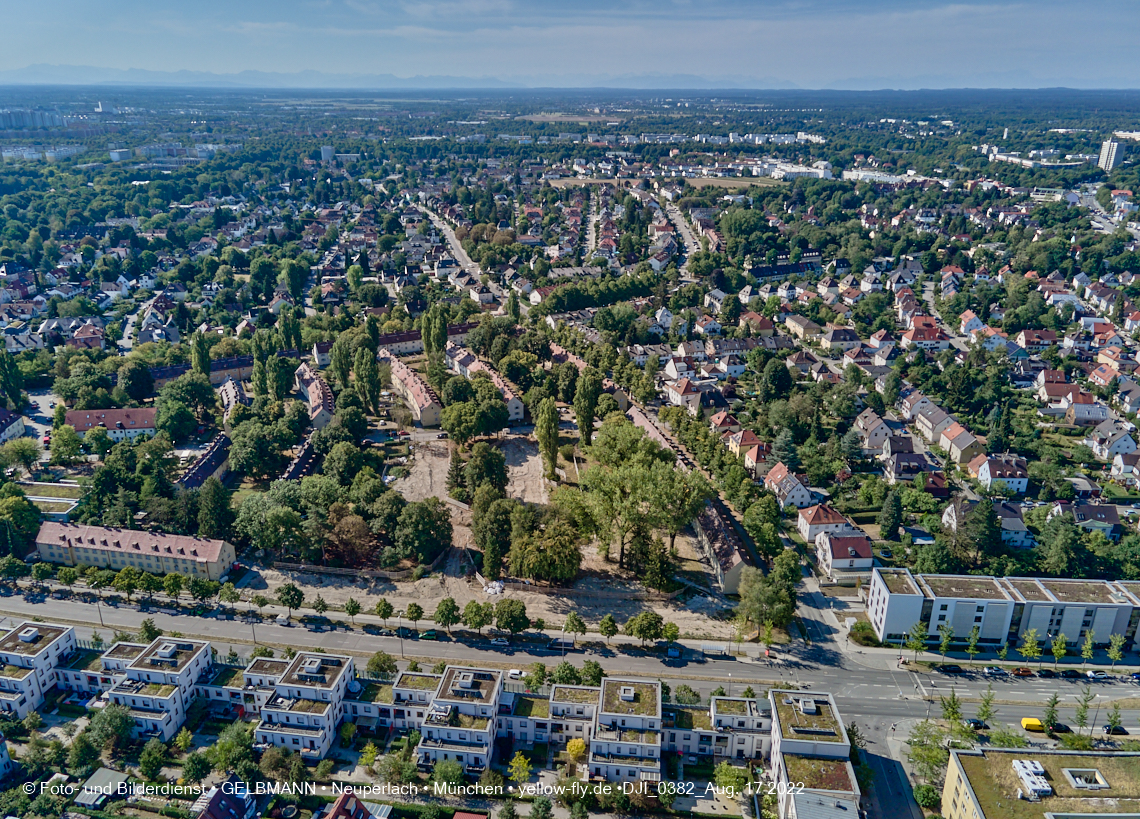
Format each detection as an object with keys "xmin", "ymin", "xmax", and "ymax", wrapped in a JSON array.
[
  {"xmin": 0, "ymin": 622, "xmax": 76, "ymax": 719},
  {"xmin": 866, "ymin": 568, "xmax": 1140, "ymax": 648},
  {"xmin": 549, "ymin": 685, "xmax": 599, "ymax": 748},
  {"xmin": 768, "ymin": 690, "xmax": 860, "ymax": 819},
  {"xmin": 196, "ymin": 656, "xmax": 292, "ymax": 718},
  {"xmin": 57, "ymin": 641, "xmax": 146, "ymax": 696},
  {"xmin": 589, "ymin": 678, "xmax": 663, "ymax": 783},
  {"xmin": 255, "ymin": 653, "xmax": 354, "ymax": 760},
  {"xmin": 107, "ymin": 638, "xmax": 210, "ymax": 741},
  {"xmin": 710, "ymin": 697, "xmax": 772, "ymax": 759},
  {"xmin": 390, "ymin": 672, "xmax": 442, "ymax": 731},
  {"xmin": 419, "ymin": 667, "xmax": 502, "ymax": 775}
]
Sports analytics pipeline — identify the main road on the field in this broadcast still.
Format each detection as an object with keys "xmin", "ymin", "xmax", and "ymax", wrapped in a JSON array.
[{"xmin": 418, "ymin": 206, "xmax": 479, "ymax": 274}]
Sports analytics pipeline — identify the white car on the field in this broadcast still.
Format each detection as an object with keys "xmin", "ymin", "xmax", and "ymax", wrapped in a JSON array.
[
  {"xmin": 490, "ymin": 638, "xmax": 510, "ymax": 647},
  {"xmin": 507, "ymin": 669, "xmax": 523, "ymax": 680}
]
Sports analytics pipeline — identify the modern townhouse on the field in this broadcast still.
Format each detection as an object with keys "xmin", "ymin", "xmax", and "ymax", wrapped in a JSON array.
[
  {"xmin": 0, "ymin": 622, "xmax": 76, "ymax": 718},
  {"xmin": 255, "ymin": 652, "xmax": 354, "ymax": 760},
  {"xmin": 57, "ymin": 641, "xmax": 146, "ymax": 697},
  {"xmin": 420, "ymin": 667, "xmax": 502, "ymax": 775},
  {"xmin": 107, "ymin": 638, "xmax": 210, "ymax": 741},
  {"xmin": 709, "ymin": 696, "xmax": 772, "ymax": 759},
  {"xmin": 196, "ymin": 656, "xmax": 291, "ymax": 718},
  {"xmin": 549, "ymin": 684, "xmax": 599, "ymax": 750},
  {"xmin": 390, "ymin": 672, "xmax": 443, "ymax": 732},
  {"xmin": 589, "ymin": 678, "xmax": 663, "ymax": 783},
  {"xmin": 768, "ymin": 690, "xmax": 859, "ymax": 819}
]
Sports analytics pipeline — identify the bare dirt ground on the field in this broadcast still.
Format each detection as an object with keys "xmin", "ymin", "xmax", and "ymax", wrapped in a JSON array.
[{"xmin": 248, "ymin": 433, "xmax": 736, "ymax": 638}]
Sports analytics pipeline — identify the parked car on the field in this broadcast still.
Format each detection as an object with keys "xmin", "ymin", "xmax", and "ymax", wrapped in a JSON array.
[
  {"xmin": 395, "ymin": 627, "xmax": 417, "ymax": 639},
  {"xmin": 965, "ymin": 719, "xmax": 988, "ymax": 730},
  {"xmin": 507, "ymin": 669, "xmax": 523, "ymax": 680},
  {"xmin": 490, "ymin": 637, "xmax": 510, "ymax": 647},
  {"xmin": 1087, "ymin": 670, "xmax": 1110, "ymax": 680},
  {"xmin": 437, "ymin": 432, "xmax": 448, "ymax": 439},
  {"xmin": 421, "ymin": 630, "xmax": 440, "ymax": 641},
  {"xmin": 1103, "ymin": 724, "xmax": 1129, "ymax": 736},
  {"xmin": 1021, "ymin": 718, "xmax": 1045, "ymax": 732},
  {"xmin": 1011, "ymin": 667, "xmax": 1034, "ymax": 677},
  {"xmin": 983, "ymin": 666, "xmax": 1008, "ymax": 676},
  {"xmin": 1049, "ymin": 722, "xmax": 1071, "ymax": 734},
  {"xmin": 1130, "ymin": 672, "xmax": 1140, "ymax": 682},
  {"xmin": 375, "ymin": 628, "xmax": 394, "ymax": 637},
  {"xmin": 1060, "ymin": 669, "xmax": 1084, "ymax": 679},
  {"xmin": 936, "ymin": 664, "xmax": 965, "ymax": 674},
  {"xmin": 1037, "ymin": 669, "xmax": 1057, "ymax": 678}
]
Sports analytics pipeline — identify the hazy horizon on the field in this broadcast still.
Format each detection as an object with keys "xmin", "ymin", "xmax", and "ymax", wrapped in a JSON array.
[{"xmin": 1, "ymin": 0, "xmax": 1136, "ymax": 91}]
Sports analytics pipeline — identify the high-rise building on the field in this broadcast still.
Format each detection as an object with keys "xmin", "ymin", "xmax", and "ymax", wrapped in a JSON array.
[
  {"xmin": 320, "ymin": 145, "xmax": 335, "ymax": 161},
  {"xmin": 1099, "ymin": 139, "xmax": 1123, "ymax": 171}
]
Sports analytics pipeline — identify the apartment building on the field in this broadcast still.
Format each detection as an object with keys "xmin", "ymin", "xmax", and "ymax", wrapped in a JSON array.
[
  {"xmin": 255, "ymin": 652, "xmax": 354, "ymax": 760},
  {"xmin": 35, "ymin": 522, "xmax": 237, "ymax": 581},
  {"xmin": 57, "ymin": 641, "xmax": 146, "ymax": 696},
  {"xmin": 65, "ymin": 408, "xmax": 157, "ymax": 441},
  {"xmin": 107, "ymin": 638, "xmax": 210, "ymax": 741},
  {"xmin": 768, "ymin": 690, "xmax": 859, "ymax": 819},
  {"xmin": 419, "ymin": 667, "xmax": 502, "ymax": 775},
  {"xmin": 196, "ymin": 656, "xmax": 291, "ymax": 718},
  {"xmin": 944, "ymin": 748, "xmax": 1140, "ymax": 819},
  {"xmin": 549, "ymin": 685, "xmax": 599, "ymax": 748},
  {"xmin": 0, "ymin": 622, "xmax": 76, "ymax": 718},
  {"xmin": 710, "ymin": 697, "xmax": 772, "ymax": 759},
  {"xmin": 866, "ymin": 568, "xmax": 1140, "ymax": 647},
  {"xmin": 589, "ymin": 678, "xmax": 663, "ymax": 783},
  {"xmin": 379, "ymin": 348, "xmax": 443, "ymax": 427},
  {"xmin": 389, "ymin": 672, "xmax": 442, "ymax": 731}
]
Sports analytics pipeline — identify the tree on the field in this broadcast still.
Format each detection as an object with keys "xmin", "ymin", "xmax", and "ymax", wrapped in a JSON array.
[
  {"xmin": 508, "ymin": 750, "xmax": 532, "ymax": 787},
  {"xmin": 624, "ymin": 611, "xmax": 664, "ymax": 645},
  {"xmin": 1108, "ymin": 633, "xmax": 1126, "ymax": 670},
  {"xmin": 1074, "ymin": 686, "xmax": 1094, "ymax": 735},
  {"xmin": 276, "ymin": 583, "xmax": 304, "ymax": 616},
  {"xmin": 564, "ymin": 611, "xmax": 587, "ymax": 643},
  {"xmin": 375, "ymin": 598, "xmax": 394, "ymax": 625},
  {"xmin": 1018, "ymin": 628, "xmax": 1042, "ymax": 666},
  {"xmin": 599, "ymin": 614, "xmax": 618, "ymax": 643},
  {"xmin": 313, "ymin": 595, "xmax": 329, "ymax": 615},
  {"xmin": 1081, "ymin": 629, "xmax": 1095, "ymax": 667},
  {"xmin": 529, "ymin": 798, "xmax": 553, "ymax": 819},
  {"xmin": 367, "ymin": 651, "xmax": 398, "ymax": 676},
  {"xmin": 906, "ymin": 720, "xmax": 948, "ymax": 784},
  {"xmin": 118, "ymin": 359, "xmax": 155, "ymax": 403},
  {"xmin": 1051, "ymin": 632, "xmax": 1068, "ymax": 670},
  {"xmin": 965, "ymin": 625, "xmax": 981, "ymax": 667},
  {"xmin": 465, "ymin": 442, "xmax": 507, "ymax": 495},
  {"xmin": 325, "ymin": 442, "xmax": 364, "ymax": 486},
  {"xmin": 89, "ymin": 703, "xmax": 134, "ymax": 751},
  {"xmin": 1108, "ymin": 702, "xmax": 1123, "ymax": 733},
  {"xmin": 434, "ymin": 597, "xmax": 460, "ymax": 633},
  {"xmin": 112, "ymin": 566, "xmax": 140, "ymax": 601},
  {"xmin": 395, "ymin": 497, "xmax": 453, "ymax": 564},
  {"xmin": 938, "ymin": 624, "xmax": 954, "ymax": 662},
  {"xmin": 939, "ymin": 688, "xmax": 963, "ymax": 724},
  {"xmin": 580, "ymin": 659, "xmax": 605, "ymax": 686},
  {"xmin": 474, "ymin": 497, "xmax": 513, "ymax": 581},
  {"xmin": 197, "ymin": 477, "xmax": 233, "ymax": 539},
  {"xmin": 904, "ymin": 621, "xmax": 927, "ymax": 662},
  {"xmin": 139, "ymin": 572, "xmax": 161, "ymax": 601},
  {"xmin": 182, "ymin": 751, "xmax": 211, "ymax": 784},
  {"xmin": 1044, "ymin": 693, "xmax": 1062, "ymax": 730},
  {"xmin": 57, "ymin": 566, "xmax": 78, "ymax": 593},
  {"xmin": 67, "ymin": 732, "xmax": 100, "ymax": 776},
  {"xmin": 566, "ymin": 737, "xmax": 586, "ymax": 763},
  {"xmin": 405, "ymin": 602, "xmax": 424, "ymax": 629},
  {"xmin": 495, "ymin": 598, "xmax": 530, "ymax": 637},
  {"xmin": 977, "ymin": 684, "xmax": 997, "ymax": 724},
  {"xmin": 50, "ymin": 424, "xmax": 81, "ymax": 465},
  {"xmin": 462, "ymin": 600, "xmax": 493, "ymax": 634},
  {"xmin": 770, "ymin": 429, "xmax": 800, "ymax": 471},
  {"xmin": 878, "ymin": 489, "xmax": 903, "ymax": 541},
  {"xmin": 138, "ymin": 737, "xmax": 168, "ymax": 780},
  {"xmin": 138, "ymin": 618, "xmax": 163, "ymax": 643},
  {"xmin": 174, "ymin": 727, "xmax": 194, "ymax": 754},
  {"xmin": 573, "ymin": 367, "xmax": 603, "ymax": 445},
  {"xmin": 30, "ymin": 562, "xmax": 52, "ymax": 587},
  {"xmin": 434, "ymin": 758, "xmax": 464, "ymax": 787},
  {"xmin": 345, "ymin": 598, "xmax": 362, "ymax": 624},
  {"xmin": 713, "ymin": 760, "xmax": 749, "ymax": 795},
  {"xmin": 535, "ymin": 397, "xmax": 559, "ymax": 479}
]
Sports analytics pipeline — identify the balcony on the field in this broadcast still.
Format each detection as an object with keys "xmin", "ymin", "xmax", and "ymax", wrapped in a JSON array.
[
  {"xmin": 417, "ymin": 737, "xmax": 489, "ymax": 755},
  {"xmin": 255, "ymin": 719, "xmax": 326, "ymax": 738},
  {"xmin": 594, "ymin": 725, "xmax": 660, "ymax": 745}
]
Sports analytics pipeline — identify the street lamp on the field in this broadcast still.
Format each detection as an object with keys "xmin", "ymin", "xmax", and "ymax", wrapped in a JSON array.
[{"xmin": 728, "ymin": 673, "xmax": 732, "ymax": 698}]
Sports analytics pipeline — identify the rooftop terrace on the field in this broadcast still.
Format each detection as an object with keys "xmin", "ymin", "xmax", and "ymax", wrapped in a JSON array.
[
  {"xmin": 396, "ymin": 673, "xmax": 442, "ymax": 691},
  {"xmin": 129, "ymin": 638, "xmax": 208, "ymax": 674},
  {"xmin": 665, "ymin": 706, "xmax": 713, "ymax": 731},
  {"xmin": 773, "ymin": 692, "xmax": 844, "ymax": 743}
]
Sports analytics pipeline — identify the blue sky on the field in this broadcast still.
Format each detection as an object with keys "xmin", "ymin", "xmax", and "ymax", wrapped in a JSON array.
[{"xmin": 0, "ymin": 0, "xmax": 1132, "ymax": 88}]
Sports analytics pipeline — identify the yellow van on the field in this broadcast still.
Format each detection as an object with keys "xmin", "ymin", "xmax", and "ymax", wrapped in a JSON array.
[{"xmin": 1021, "ymin": 717, "xmax": 1045, "ymax": 732}]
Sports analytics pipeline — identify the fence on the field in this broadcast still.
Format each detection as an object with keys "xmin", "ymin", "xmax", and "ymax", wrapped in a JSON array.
[{"xmin": 499, "ymin": 581, "xmax": 682, "ymax": 601}]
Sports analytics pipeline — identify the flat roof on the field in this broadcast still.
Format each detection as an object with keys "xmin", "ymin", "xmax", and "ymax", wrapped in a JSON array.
[
  {"xmin": 246, "ymin": 658, "xmax": 290, "ymax": 676},
  {"xmin": 551, "ymin": 685, "xmax": 599, "ymax": 704},
  {"xmin": 0, "ymin": 623, "xmax": 70, "ymax": 657},
  {"xmin": 879, "ymin": 570, "xmax": 920, "ymax": 596},
  {"xmin": 129, "ymin": 638, "xmax": 208, "ymax": 674},
  {"xmin": 601, "ymin": 679, "xmax": 660, "ymax": 717},
  {"xmin": 1040, "ymin": 579, "xmax": 1123, "ymax": 605},
  {"xmin": 1007, "ymin": 579, "xmax": 1050, "ymax": 601},
  {"xmin": 920, "ymin": 575, "xmax": 1009, "ymax": 601},
  {"xmin": 955, "ymin": 750, "xmax": 1140, "ymax": 819},
  {"xmin": 278, "ymin": 653, "xmax": 350, "ymax": 690},
  {"xmin": 783, "ymin": 754, "xmax": 856, "ymax": 793},
  {"xmin": 772, "ymin": 691, "xmax": 844, "ymax": 743},
  {"xmin": 665, "ymin": 706, "xmax": 712, "ymax": 731},
  {"xmin": 104, "ymin": 642, "xmax": 146, "ymax": 660},
  {"xmin": 435, "ymin": 667, "xmax": 501, "ymax": 702},
  {"xmin": 395, "ymin": 672, "xmax": 441, "ymax": 691}
]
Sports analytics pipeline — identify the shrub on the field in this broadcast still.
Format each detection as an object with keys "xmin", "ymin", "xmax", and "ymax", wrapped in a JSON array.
[
  {"xmin": 850, "ymin": 621, "xmax": 880, "ymax": 647},
  {"xmin": 913, "ymin": 784, "xmax": 940, "ymax": 810}
]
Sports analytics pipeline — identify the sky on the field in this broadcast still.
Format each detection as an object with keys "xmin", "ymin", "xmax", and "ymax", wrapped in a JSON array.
[{"xmin": 0, "ymin": 0, "xmax": 1133, "ymax": 89}]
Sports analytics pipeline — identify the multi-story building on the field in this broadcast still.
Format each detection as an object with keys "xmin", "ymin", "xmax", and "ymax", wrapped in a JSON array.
[
  {"xmin": 57, "ymin": 641, "xmax": 145, "ymax": 696},
  {"xmin": 710, "ymin": 697, "xmax": 772, "ymax": 759},
  {"xmin": 255, "ymin": 652, "xmax": 354, "ymax": 760},
  {"xmin": 866, "ymin": 567, "xmax": 1140, "ymax": 648},
  {"xmin": 549, "ymin": 684, "xmax": 600, "ymax": 749},
  {"xmin": 944, "ymin": 748, "xmax": 1140, "ymax": 819},
  {"xmin": 1099, "ymin": 139, "xmax": 1123, "ymax": 172},
  {"xmin": 107, "ymin": 638, "xmax": 210, "ymax": 741},
  {"xmin": 35, "ymin": 522, "xmax": 236, "ymax": 581},
  {"xmin": 65, "ymin": 408, "xmax": 157, "ymax": 441},
  {"xmin": 768, "ymin": 690, "xmax": 859, "ymax": 819},
  {"xmin": 589, "ymin": 678, "xmax": 663, "ymax": 783},
  {"xmin": 0, "ymin": 622, "xmax": 76, "ymax": 718},
  {"xmin": 196, "ymin": 656, "xmax": 291, "ymax": 718},
  {"xmin": 390, "ymin": 672, "xmax": 442, "ymax": 731},
  {"xmin": 379, "ymin": 348, "xmax": 443, "ymax": 427},
  {"xmin": 419, "ymin": 667, "xmax": 502, "ymax": 775}
]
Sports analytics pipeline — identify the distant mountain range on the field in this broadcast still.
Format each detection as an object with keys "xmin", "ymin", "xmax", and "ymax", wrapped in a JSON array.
[{"xmin": 0, "ymin": 64, "xmax": 801, "ymax": 90}]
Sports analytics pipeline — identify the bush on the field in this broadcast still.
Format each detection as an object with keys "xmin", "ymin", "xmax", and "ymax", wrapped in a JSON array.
[
  {"xmin": 987, "ymin": 728, "xmax": 1028, "ymax": 749},
  {"xmin": 849, "ymin": 621, "xmax": 880, "ymax": 647},
  {"xmin": 913, "ymin": 784, "xmax": 940, "ymax": 810}
]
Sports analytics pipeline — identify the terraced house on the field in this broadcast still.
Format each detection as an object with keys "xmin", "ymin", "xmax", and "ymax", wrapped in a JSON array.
[
  {"xmin": 106, "ymin": 638, "xmax": 210, "ymax": 741},
  {"xmin": 254, "ymin": 652, "xmax": 354, "ymax": 760},
  {"xmin": 419, "ymin": 667, "xmax": 502, "ymax": 774}
]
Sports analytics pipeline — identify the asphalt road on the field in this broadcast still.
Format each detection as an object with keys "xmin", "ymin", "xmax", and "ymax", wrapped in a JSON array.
[{"xmin": 419, "ymin": 206, "xmax": 479, "ymax": 274}]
